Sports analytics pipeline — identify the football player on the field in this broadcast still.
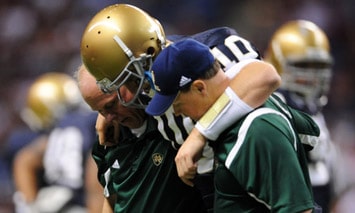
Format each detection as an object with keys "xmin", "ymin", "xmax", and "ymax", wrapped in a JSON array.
[
  {"xmin": 264, "ymin": 19, "xmax": 335, "ymax": 212},
  {"xmin": 12, "ymin": 72, "xmax": 100, "ymax": 213}
]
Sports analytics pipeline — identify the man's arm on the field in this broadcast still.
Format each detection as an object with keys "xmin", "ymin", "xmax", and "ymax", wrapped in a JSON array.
[
  {"xmin": 229, "ymin": 61, "xmax": 280, "ymax": 107},
  {"xmin": 102, "ymin": 194, "xmax": 116, "ymax": 213},
  {"xmin": 85, "ymin": 152, "xmax": 104, "ymax": 213},
  {"xmin": 13, "ymin": 135, "xmax": 47, "ymax": 207},
  {"xmin": 196, "ymin": 60, "xmax": 280, "ymax": 140},
  {"xmin": 175, "ymin": 60, "xmax": 280, "ymax": 186}
]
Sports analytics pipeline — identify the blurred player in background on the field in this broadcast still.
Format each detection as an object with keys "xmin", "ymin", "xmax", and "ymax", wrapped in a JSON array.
[
  {"xmin": 264, "ymin": 20, "xmax": 335, "ymax": 212},
  {"xmin": 11, "ymin": 72, "xmax": 101, "ymax": 213}
]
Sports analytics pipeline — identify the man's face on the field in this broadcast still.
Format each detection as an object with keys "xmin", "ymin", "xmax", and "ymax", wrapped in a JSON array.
[
  {"xmin": 116, "ymin": 79, "xmax": 151, "ymax": 108},
  {"xmin": 117, "ymin": 82, "xmax": 138, "ymax": 104},
  {"xmin": 172, "ymin": 88, "xmax": 208, "ymax": 121},
  {"xmin": 83, "ymin": 86, "xmax": 146, "ymax": 129}
]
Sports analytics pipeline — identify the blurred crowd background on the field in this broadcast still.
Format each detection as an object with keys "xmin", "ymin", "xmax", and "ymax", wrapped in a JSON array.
[{"xmin": 0, "ymin": 0, "xmax": 354, "ymax": 212}]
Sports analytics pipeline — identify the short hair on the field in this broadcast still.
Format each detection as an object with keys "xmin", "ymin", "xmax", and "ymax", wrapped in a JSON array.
[{"xmin": 180, "ymin": 59, "xmax": 220, "ymax": 92}]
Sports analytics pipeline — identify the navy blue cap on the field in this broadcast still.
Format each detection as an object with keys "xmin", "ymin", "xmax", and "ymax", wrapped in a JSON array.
[{"xmin": 146, "ymin": 38, "xmax": 214, "ymax": 116}]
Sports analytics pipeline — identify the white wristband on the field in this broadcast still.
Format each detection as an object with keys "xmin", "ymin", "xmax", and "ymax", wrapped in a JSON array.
[{"xmin": 195, "ymin": 87, "xmax": 253, "ymax": 140}]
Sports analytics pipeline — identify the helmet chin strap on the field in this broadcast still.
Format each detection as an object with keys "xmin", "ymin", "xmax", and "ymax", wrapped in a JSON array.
[{"xmin": 144, "ymin": 71, "xmax": 155, "ymax": 91}]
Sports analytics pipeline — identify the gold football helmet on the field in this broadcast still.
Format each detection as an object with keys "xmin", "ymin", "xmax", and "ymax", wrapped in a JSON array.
[
  {"xmin": 21, "ymin": 72, "xmax": 82, "ymax": 131},
  {"xmin": 81, "ymin": 4, "xmax": 166, "ymax": 108},
  {"xmin": 264, "ymin": 20, "xmax": 333, "ymax": 108}
]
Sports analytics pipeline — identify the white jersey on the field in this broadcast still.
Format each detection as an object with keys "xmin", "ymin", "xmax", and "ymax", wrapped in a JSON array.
[{"xmin": 308, "ymin": 113, "xmax": 334, "ymax": 186}]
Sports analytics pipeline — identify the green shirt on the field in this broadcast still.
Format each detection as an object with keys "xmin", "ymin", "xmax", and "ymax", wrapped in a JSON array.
[
  {"xmin": 92, "ymin": 117, "xmax": 206, "ymax": 213},
  {"xmin": 211, "ymin": 95, "xmax": 317, "ymax": 212}
]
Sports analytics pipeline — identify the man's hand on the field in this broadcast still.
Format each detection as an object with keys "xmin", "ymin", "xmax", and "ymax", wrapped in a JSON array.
[
  {"xmin": 175, "ymin": 128, "xmax": 206, "ymax": 186},
  {"xmin": 95, "ymin": 114, "xmax": 119, "ymax": 146}
]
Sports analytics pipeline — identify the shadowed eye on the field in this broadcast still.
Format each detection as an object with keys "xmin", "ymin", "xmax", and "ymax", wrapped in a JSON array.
[{"xmin": 104, "ymin": 98, "xmax": 118, "ymax": 111}]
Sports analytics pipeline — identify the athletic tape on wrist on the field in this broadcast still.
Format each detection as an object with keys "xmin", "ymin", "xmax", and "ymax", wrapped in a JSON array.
[{"xmin": 196, "ymin": 87, "xmax": 253, "ymax": 140}]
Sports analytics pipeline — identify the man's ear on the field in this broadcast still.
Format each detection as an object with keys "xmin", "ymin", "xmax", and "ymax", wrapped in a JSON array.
[{"xmin": 191, "ymin": 80, "xmax": 206, "ymax": 94}]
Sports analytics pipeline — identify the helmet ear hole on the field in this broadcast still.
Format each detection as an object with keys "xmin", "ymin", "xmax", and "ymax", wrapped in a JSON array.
[{"xmin": 147, "ymin": 47, "xmax": 155, "ymax": 56}]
